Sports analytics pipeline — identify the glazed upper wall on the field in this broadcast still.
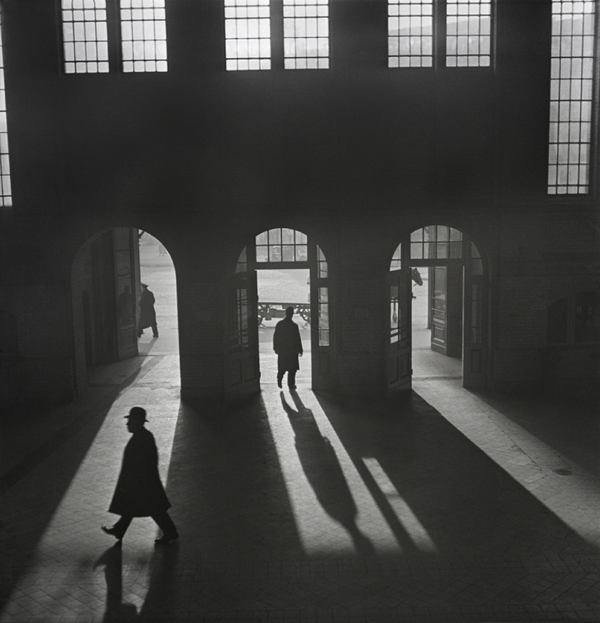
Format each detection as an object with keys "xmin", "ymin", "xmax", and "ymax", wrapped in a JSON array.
[{"xmin": 2, "ymin": 0, "xmax": 571, "ymax": 218}]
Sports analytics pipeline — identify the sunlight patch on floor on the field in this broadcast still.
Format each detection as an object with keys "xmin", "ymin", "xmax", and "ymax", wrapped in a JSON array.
[
  {"xmin": 263, "ymin": 388, "xmax": 403, "ymax": 557},
  {"xmin": 0, "ymin": 356, "xmax": 181, "ymax": 623},
  {"xmin": 415, "ymin": 379, "xmax": 600, "ymax": 546}
]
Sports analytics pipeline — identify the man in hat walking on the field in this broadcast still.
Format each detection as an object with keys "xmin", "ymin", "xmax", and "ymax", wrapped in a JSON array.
[
  {"xmin": 273, "ymin": 306, "xmax": 303, "ymax": 390},
  {"xmin": 102, "ymin": 407, "xmax": 178, "ymax": 545},
  {"xmin": 138, "ymin": 283, "xmax": 158, "ymax": 338}
]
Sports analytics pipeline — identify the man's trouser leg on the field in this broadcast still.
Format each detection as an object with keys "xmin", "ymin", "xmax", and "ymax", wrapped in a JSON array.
[
  {"xmin": 113, "ymin": 516, "xmax": 133, "ymax": 539},
  {"xmin": 288, "ymin": 370, "xmax": 297, "ymax": 389},
  {"xmin": 152, "ymin": 511, "xmax": 178, "ymax": 537}
]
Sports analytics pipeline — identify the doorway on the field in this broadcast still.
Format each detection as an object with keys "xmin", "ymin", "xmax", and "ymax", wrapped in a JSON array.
[
  {"xmin": 411, "ymin": 266, "xmax": 462, "ymax": 380},
  {"xmin": 71, "ymin": 228, "xmax": 179, "ymax": 397},
  {"xmin": 227, "ymin": 228, "xmax": 332, "ymax": 399},
  {"xmin": 257, "ymin": 268, "xmax": 311, "ymax": 386},
  {"xmin": 137, "ymin": 232, "xmax": 178, "ymax": 357},
  {"xmin": 388, "ymin": 225, "xmax": 487, "ymax": 393}
]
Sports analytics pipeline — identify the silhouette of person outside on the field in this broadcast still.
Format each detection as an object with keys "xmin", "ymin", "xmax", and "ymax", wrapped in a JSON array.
[
  {"xmin": 273, "ymin": 306, "xmax": 303, "ymax": 390},
  {"xmin": 102, "ymin": 407, "xmax": 179, "ymax": 545},
  {"xmin": 138, "ymin": 283, "xmax": 158, "ymax": 338}
]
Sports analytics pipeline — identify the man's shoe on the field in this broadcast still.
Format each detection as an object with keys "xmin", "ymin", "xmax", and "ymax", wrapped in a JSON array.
[
  {"xmin": 289, "ymin": 385, "xmax": 297, "ymax": 390},
  {"xmin": 277, "ymin": 379, "xmax": 282, "ymax": 388},
  {"xmin": 101, "ymin": 526, "xmax": 122, "ymax": 540},
  {"xmin": 155, "ymin": 532, "xmax": 179, "ymax": 545}
]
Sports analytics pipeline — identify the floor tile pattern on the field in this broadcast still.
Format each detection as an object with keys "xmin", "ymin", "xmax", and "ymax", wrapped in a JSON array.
[{"xmin": 1, "ymin": 353, "xmax": 599, "ymax": 622}]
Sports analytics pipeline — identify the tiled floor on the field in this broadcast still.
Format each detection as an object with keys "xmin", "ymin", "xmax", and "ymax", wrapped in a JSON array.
[{"xmin": 1, "ymin": 348, "xmax": 599, "ymax": 622}]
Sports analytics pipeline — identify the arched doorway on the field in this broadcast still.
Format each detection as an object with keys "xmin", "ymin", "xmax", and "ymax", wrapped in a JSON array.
[
  {"xmin": 228, "ymin": 228, "xmax": 332, "ymax": 398},
  {"xmin": 388, "ymin": 225, "xmax": 488, "ymax": 393},
  {"xmin": 71, "ymin": 228, "xmax": 178, "ymax": 396}
]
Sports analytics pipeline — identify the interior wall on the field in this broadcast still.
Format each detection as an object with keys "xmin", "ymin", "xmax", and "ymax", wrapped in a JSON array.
[{"xmin": 0, "ymin": 0, "xmax": 597, "ymax": 407}]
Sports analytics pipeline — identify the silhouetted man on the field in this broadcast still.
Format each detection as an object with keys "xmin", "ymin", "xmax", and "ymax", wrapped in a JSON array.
[
  {"xmin": 102, "ymin": 407, "xmax": 179, "ymax": 545},
  {"xmin": 138, "ymin": 283, "xmax": 158, "ymax": 338},
  {"xmin": 273, "ymin": 306, "xmax": 303, "ymax": 390}
]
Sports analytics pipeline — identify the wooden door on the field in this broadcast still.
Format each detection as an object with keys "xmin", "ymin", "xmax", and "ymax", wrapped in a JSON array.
[
  {"xmin": 388, "ymin": 268, "xmax": 411, "ymax": 392},
  {"xmin": 430, "ymin": 266, "xmax": 448, "ymax": 355},
  {"xmin": 310, "ymin": 245, "xmax": 333, "ymax": 390},
  {"xmin": 430, "ymin": 264, "xmax": 462, "ymax": 358},
  {"xmin": 226, "ymin": 269, "xmax": 260, "ymax": 398}
]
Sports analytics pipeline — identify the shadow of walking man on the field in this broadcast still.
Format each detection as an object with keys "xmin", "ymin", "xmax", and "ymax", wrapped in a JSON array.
[
  {"xmin": 281, "ymin": 391, "xmax": 375, "ymax": 557},
  {"xmin": 94, "ymin": 544, "xmax": 138, "ymax": 622}
]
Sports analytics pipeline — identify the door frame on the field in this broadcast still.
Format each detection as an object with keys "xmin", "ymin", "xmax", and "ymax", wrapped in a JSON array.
[
  {"xmin": 226, "ymin": 229, "xmax": 335, "ymax": 397},
  {"xmin": 387, "ymin": 227, "xmax": 490, "ymax": 393}
]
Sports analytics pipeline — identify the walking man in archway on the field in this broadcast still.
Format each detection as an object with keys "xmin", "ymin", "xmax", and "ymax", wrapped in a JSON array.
[{"xmin": 273, "ymin": 306, "xmax": 303, "ymax": 390}]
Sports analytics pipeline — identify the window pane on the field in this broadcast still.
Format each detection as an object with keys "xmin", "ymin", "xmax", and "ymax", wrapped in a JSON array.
[
  {"xmin": 445, "ymin": 0, "xmax": 491, "ymax": 67},
  {"xmin": 61, "ymin": 0, "xmax": 110, "ymax": 74},
  {"xmin": 548, "ymin": 0, "xmax": 595, "ymax": 194},
  {"xmin": 284, "ymin": 0, "xmax": 329, "ymax": 70},
  {"xmin": 0, "ymin": 9, "xmax": 11, "ymax": 206},
  {"xmin": 120, "ymin": 0, "xmax": 168, "ymax": 73},
  {"xmin": 388, "ymin": 0, "xmax": 433, "ymax": 68},
  {"xmin": 226, "ymin": 0, "xmax": 271, "ymax": 70}
]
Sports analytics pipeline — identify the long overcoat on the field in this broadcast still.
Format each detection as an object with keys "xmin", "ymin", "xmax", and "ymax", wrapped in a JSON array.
[
  {"xmin": 138, "ymin": 289, "xmax": 157, "ymax": 330},
  {"xmin": 108, "ymin": 427, "xmax": 171, "ymax": 517},
  {"xmin": 273, "ymin": 317, "xmax": 303, "ymax": 372}
]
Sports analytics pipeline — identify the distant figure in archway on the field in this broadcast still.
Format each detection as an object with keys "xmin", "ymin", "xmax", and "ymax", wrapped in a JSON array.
[
  {"xmin": 273, "ymin": 306, "xmax": 303, "ymax": 390},
  {"xmin": 138, "ymin": 283, "xmax": 158, "ymax": 338}
]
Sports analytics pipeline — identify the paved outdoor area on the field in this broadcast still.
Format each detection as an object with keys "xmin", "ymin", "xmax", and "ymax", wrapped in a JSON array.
[{"xmin": 1, "ymin": 343, "xmax": 600, "ymax": 622}]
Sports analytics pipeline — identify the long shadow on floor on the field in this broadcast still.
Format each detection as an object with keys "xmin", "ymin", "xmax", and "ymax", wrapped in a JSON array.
[
  {"xmin": 0, "ymin": 359, "xmax": 158, "ymax": 614},
  {"xmin": 281, "ymin": 391, "xmax": 375, "ymax": 557},
  {"xmin": 130, "ymin": 389, "xmax": 600, "ymax": 618},
  {"xmin": 313, "ymin": 390, "xmax": 600, "ymax": 563},
  {"xmin": 471, "ymin": 388, "xmax": 600, "ymax": 478},
  {"xmin": 159, "ymin": 399, "xmax": 306, "ymax": 566}
]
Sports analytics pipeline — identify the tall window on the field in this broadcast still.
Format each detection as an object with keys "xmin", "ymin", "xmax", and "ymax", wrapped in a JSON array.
[
  {"xmin": 61, "ymin": 0, "xmax": 109, "ymax": 74},
  {"xmin": 445, "ymin": 0, "xmax": 491, "ymax": 67},
  {"xmin": 283, "ymin": 0, "xmax": 329, "ymax": 69},
  {"xmin": 548, "ymin": 0, "xmax": 596, "ymax": 194},
  {"xmin": 388, "ymin": 0, "xmax": 433, "ymax": 68},
  {"xmin": 121, "ymin": 0, "xmax": 168, "ymax": 72},
  {"xmin": 225, "ymin": 0, "xmax": 271, "ymax": 71},
  {"xmin": 0, "ymin": 10, "xmax": 11, "ymax": 207}
]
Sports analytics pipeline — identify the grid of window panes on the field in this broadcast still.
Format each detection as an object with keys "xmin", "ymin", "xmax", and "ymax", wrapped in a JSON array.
[
  {"xmin": 61, "ymin": 0, "xmax": 109, "ymax": 74},
  {"xmin": 446, "ymin": 0, "xmax": 491, "ymax": 67},
  {"xmin": 256, "ymin": 228, "xmax": 308, "ymax": 262},
  {"xmin": 0, "ymin": 11, "xmax": 10, "ymax": 206},
  {"xmin": 390, "ymin": 284, "xmax": 399, "ymax": 343},
  {"xmin": 388, "ymin": 0, "xmax": 433, "ymax": 68},
  {"xmin": 410, "ymin": 226, "xmax": 462, "ymax": 259},
  {"xmin": 121, "ymin": 0, "xmax": 168, "ymax": 73},
  {"xmin": 318, "ymin": 287, "xmax": 329, "ymax": 346},
  {"xmin": 283, "ymin": 0, "xmax": 329, "ymax": 70},
  {"xmin": 225, "ymin": 0, "xmax": 271, "ymax": 71},
  {"xmin": 231, "ymin": 280, "xmax": 250, "ymax": 347},
  {"xmin": 548, "ymin": 0, "xmax": 596, "ymax": 194}
]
